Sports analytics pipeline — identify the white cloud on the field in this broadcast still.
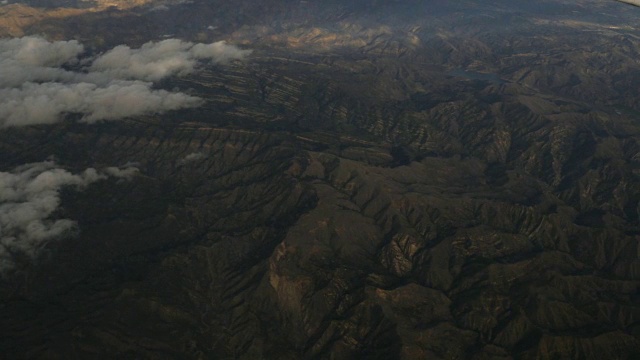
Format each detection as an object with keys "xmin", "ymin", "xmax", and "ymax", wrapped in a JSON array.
[
  {"xmin": 190, "ymin": 41, "xmax": 252, "ymax": 64},
  {"xmin": 0, "ymin": 37, "xmax": 84, "ymax": 88},
  {"xmin": 0, "ymin": 81, "xmax": 202, "ymax": 126},
  {"xmin": 2, "ymin": 36, "xmax": 84, "ymax": 67},
  {"xmin": 178, "ymin": 152, "xmax": 206, "ymax": 165},
  {"xmin": 90, "ymin": 39, "xmax": 251, "ymax": 81},
  {"xmin": 0, "ymin": 36, "xmax": 251, "ymax": 128},
  {"xmin": 0, "ymin": 161, "xmax": 139, "ymax": 274},
  {"xmin": 90, "ymin": 39, "xmax": 197, "ymax": 82}
]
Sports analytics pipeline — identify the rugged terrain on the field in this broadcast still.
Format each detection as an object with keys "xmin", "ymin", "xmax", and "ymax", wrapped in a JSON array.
[{"xmin": 1, "ymin": 0, "xmax": 639, "ymax": 359}]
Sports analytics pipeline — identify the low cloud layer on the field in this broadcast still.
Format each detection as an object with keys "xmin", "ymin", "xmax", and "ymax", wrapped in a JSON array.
[
  {"xmin": 0, "ymin": 36, "xmax": 251, "ymax": 127},
  {"xmin": 0, "ymin": 161, "xmax": 139, "ymax": 273}
]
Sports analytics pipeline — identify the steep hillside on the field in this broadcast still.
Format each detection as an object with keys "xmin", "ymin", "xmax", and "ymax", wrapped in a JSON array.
[{"xmin": 1, "ymin": 0, "xmax": 639, "ymax": 358}]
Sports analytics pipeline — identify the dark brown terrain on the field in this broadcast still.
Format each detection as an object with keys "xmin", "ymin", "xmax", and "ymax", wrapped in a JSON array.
[{"xmin": 1, "ymin": 0, "xmax": 639, "ymax": 358}]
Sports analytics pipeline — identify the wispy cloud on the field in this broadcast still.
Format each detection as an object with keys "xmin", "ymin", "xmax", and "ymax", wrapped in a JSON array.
[
  {"xmin": 0, "ymin": 161, "xmax": 139, "ymax": 274},
  {"xmin": 178, "ymin": 152, "xmax": 206, "ymax": 165}
]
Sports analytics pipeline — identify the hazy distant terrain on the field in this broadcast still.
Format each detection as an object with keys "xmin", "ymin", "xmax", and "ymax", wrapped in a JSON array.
[{"xmin": 1, "ymin": 0, "xmax": 639, "ymax": 359}]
